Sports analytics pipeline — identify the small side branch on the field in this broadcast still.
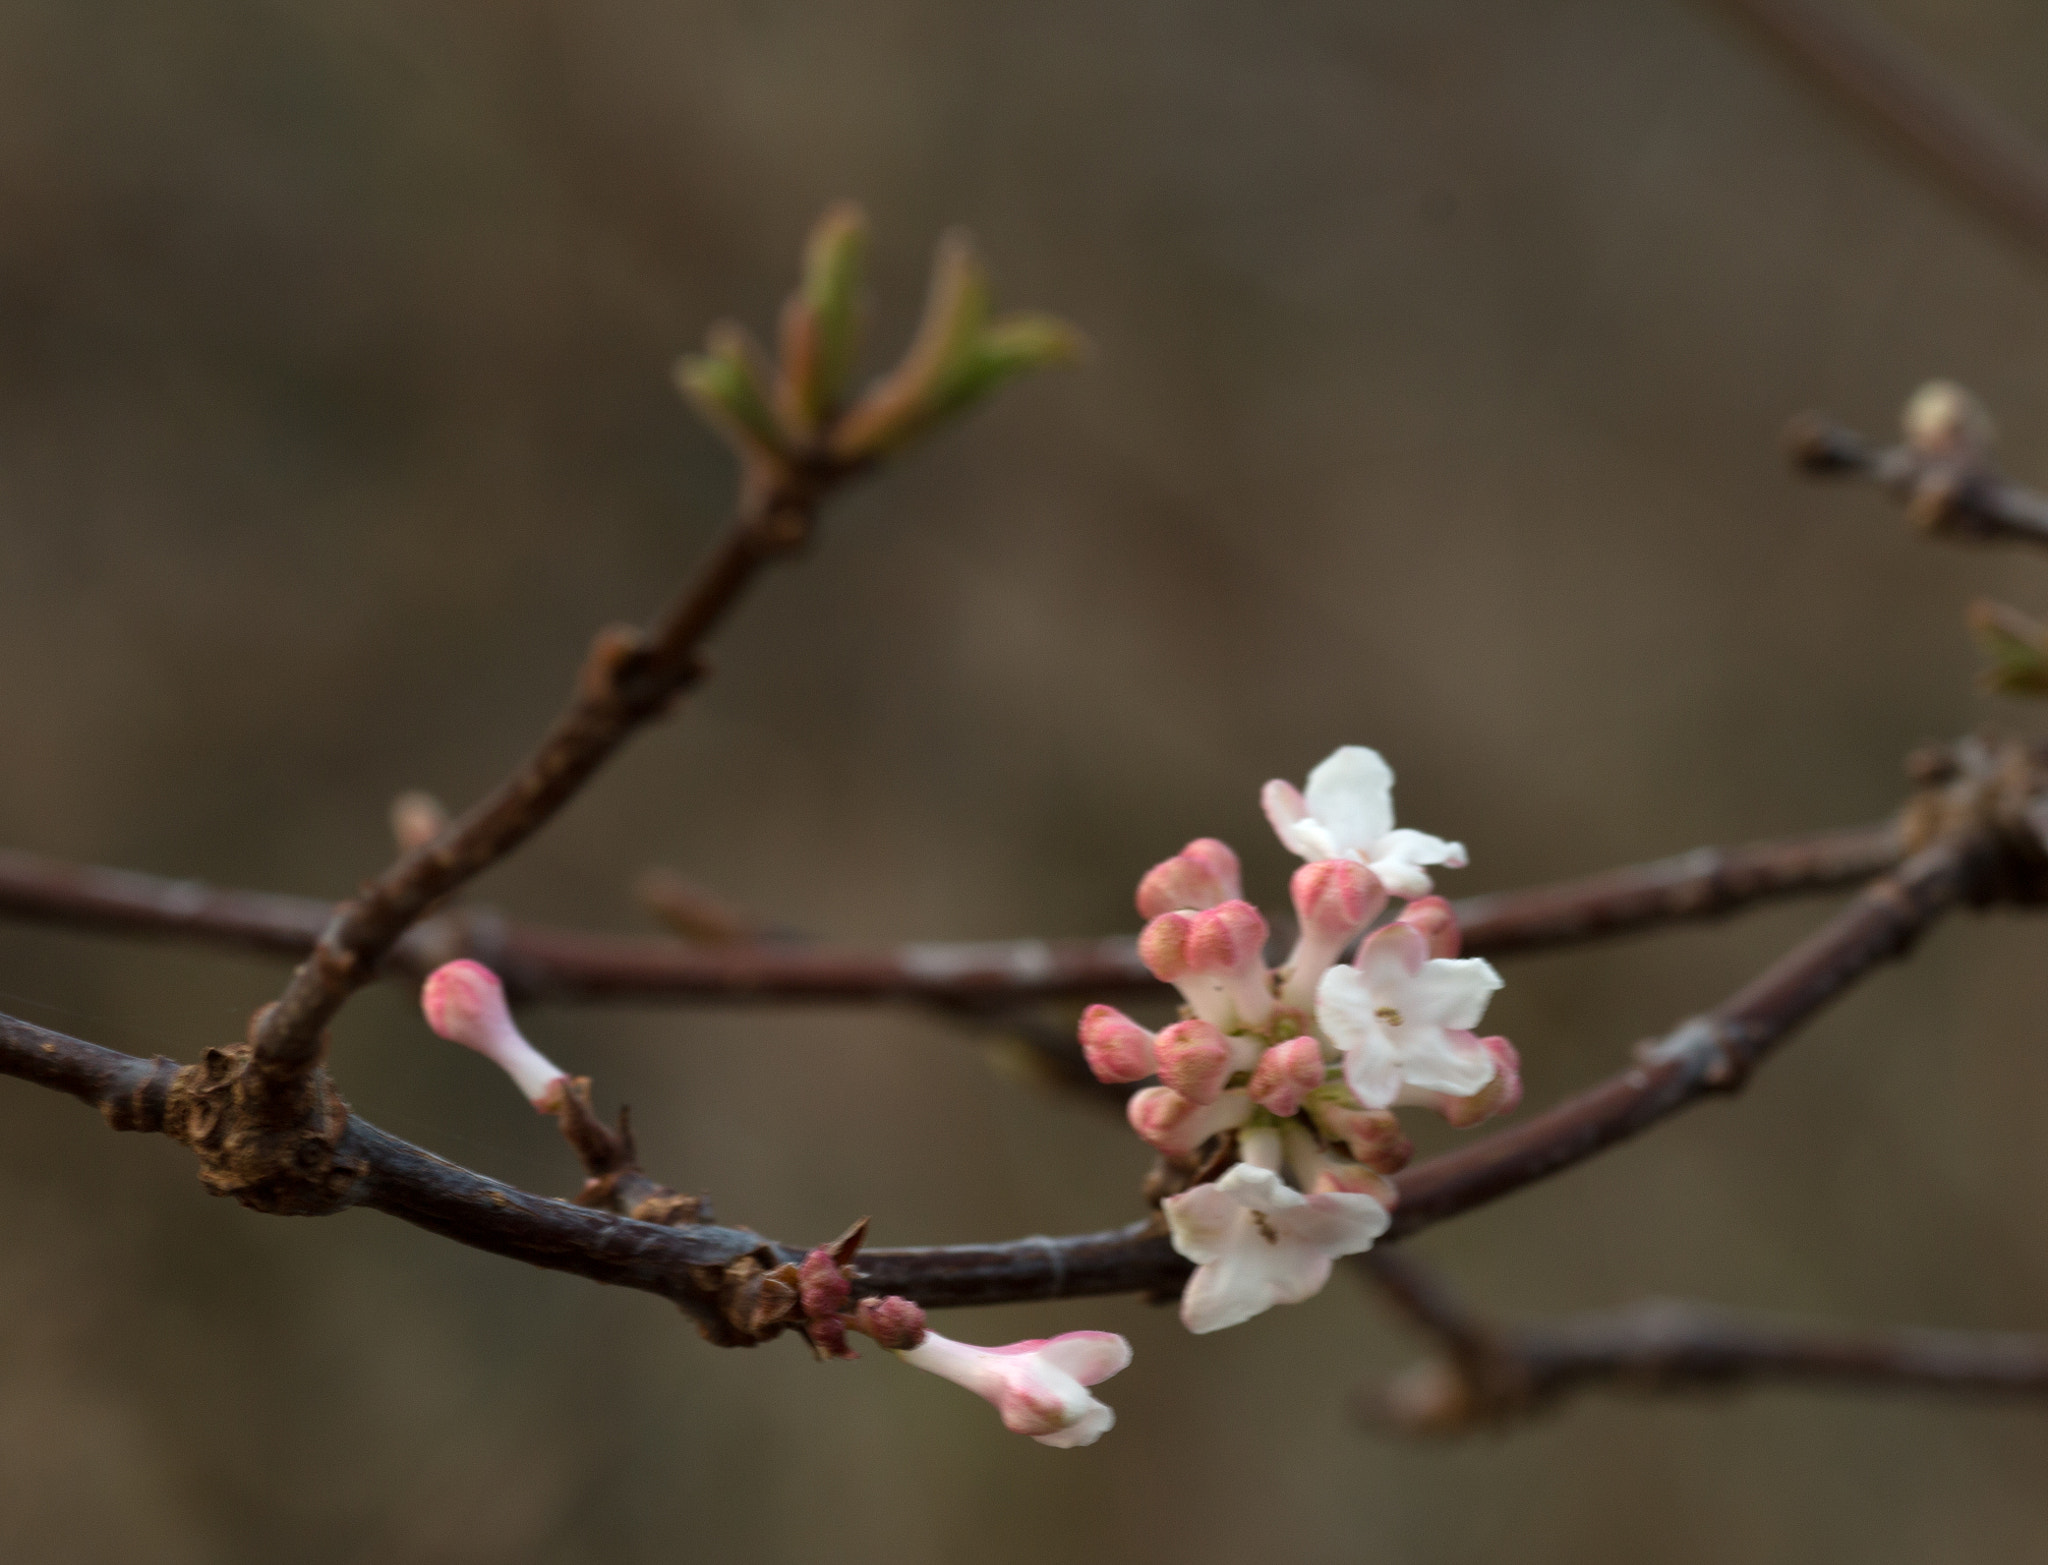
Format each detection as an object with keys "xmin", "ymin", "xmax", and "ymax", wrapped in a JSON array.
[
  {"xmin": 1710, "ymin": 0, "xmax": 2048, "ymax": 262},
  {"xmin": 1790, "ymin": 406, "xmax": 2048, "ymax": 552},
  {"xmin": 1363, "ymin": 1292, "xmax": 2048, "ymax": 1433}
]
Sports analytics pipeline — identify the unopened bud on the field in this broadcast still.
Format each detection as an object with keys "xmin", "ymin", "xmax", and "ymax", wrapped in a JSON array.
[
  {"xmin": 1902, "ymin": 379, "xmax": 1993, "ymax": 463},
  {"xmin": 852, "ymin": 1294, "xmax": 929, "ymax": 1351},
  {"xmin": 1135, "ymin": 838, "xmax": 1243, "ymax": 919},
  {"xmin": 1308, "ymin": 1098, "xmax": 1413, "ymax": 1173},
  {"xmin": 1395, "ymin": 895, "xmax": 1460, "ymax": 958},
  {"xmin": 1077, "ymin": 1004, "xmax": 1157, "ymax": 1083},
  {"xmin": 1154, "ymin": 1019, "xmax": 1233, "ymax": 1106},
  {"xmin": 420, "ymin": 960, "xmax": 567, "ymax": 1110},
  {"xmin": 1281, "ymin": 860, "xmax": 1387, "ymax": 1010},
  {"xmin": 798, "ymin": 1246, "xmax": 853, "ymax": 1320},
  {"xmin": 1126, "ymin": 1084, "xmax": 1251, "ymax": 1158},
  {"xmin": 1246, "ymin": 1034, "xmax": 1326, "ymax": 1117},
  {"xmin": 389, "ymin": 790, "xmax": 449, "ymax": 853}
]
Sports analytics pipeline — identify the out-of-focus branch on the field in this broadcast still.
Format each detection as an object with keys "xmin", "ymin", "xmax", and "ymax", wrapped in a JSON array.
[
  {"xmin": 1710, "ymin": 0, "xmax": 2048, "ymax": 261},
  {"xmin": 1389, "ymin": 739, "xmax": 2047, "ymax": 1238},
  {"xmin": 1452, "ymin": 818, "xmax": 1901, "ymax": 958},
  {"xmin": 1790, "ymin": 393, "xmax": 2048, "ymax": 553},
  {"xmin": 1362, "ymin": 1289, "xmax": 2048, "ymax": 1433},
  {"xmin": 0, "ymin": 815, "xmax": 1905, "ymax": 1005}
]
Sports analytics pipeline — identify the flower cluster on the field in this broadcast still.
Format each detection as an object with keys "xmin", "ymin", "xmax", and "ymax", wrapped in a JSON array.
[{"xmin": 1087, "ymin": 745, "xmax": 1521, "ymax": 1334}]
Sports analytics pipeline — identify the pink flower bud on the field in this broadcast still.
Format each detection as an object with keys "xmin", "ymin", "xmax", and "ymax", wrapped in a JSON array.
[
  {"xmin": 1307, "ymin": 1099, "xmax": 1413, "ymax": 1173},
  {"xmin": 1306, "ymin": 1159, "xmax": 1398, "ymax": 1205},
  {"xmin": 1281, "ymin": 860, "xmax": 1387, "ymax": 1010},
  {"xmin": 900, "ymin": 1329, "xmax": 1132, "ymax": 1447},
  {"xmin": 1126, "ymin": 1084, "xmax": 1252, "ymax": 1158},
  {"xmin": 852, "ymin": 1294, "xmax": 928, "ymax": 1351},
  {"xmin": 1246, "ymin": 1034, "xmax": 1326, "ymax": 1117},
  {"xmin": 420, "ymin": 960, "xmax": 567, "ymax": 1111},
  {"xmin": 1137, "ymin": 911, "xmax": 1196, "ymax": 982},
  {"xmin": 1291, "ymin": 859, "xmax": 1386, "ymax": 937},
  {"xmin": 1135, "ymin": 838, "xmax": 1243, "ymax": 919},
  {"xmin": 798, "ymin": 1246, "xmax": 853, "ymax": 1320},
  {"xmin": 1189, "ymin": 899, "xmax": 1268, "ymax": 972},
  {"xmin": 1140, "ymin": 903, "xmax": 1273, "ymax": 1030},
  {"xmin": 1395, "ymin": 895, "xmax": 1461, "ymax": 958},
  {"xmin": 1077, "ymin": 1004, "xmax": 1157, "ymax": 1083},
  {"xmin": 1154, "ymin": 1019, "xmax": 1233, "ymax": 1105}
]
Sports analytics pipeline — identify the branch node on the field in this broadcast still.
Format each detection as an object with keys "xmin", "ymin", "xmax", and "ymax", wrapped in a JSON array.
[{"xmin": 162, "ymin": 1045, "xmax": 365, "ymax": 1216}]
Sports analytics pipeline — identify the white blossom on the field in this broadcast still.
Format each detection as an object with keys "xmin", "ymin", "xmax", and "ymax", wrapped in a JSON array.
[
  {"xmin": 900, "ymin": 1329, "xmax": 1132, "ymax": 1447},
  {"xmin": 1262, "ymin": 745, "xmax": 1466, "ymax": 897},
  {"xmin": 1315, "ymin": 923, "xmax": 1502, "ymax": 1110}
]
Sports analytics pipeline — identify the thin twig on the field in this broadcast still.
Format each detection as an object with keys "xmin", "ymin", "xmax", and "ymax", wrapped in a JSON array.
[
  {"xmin": 1363, "ymin": 1294, "xmax": 2048, "ymax": 1432},
  {"xmin": 1710, "ymin": 0, "xmax": 2048, "ymax": 262},
  {"xmin": 245, "ymin": 462, "xmax": 849, "ymax": 1097},
  {"xmin": 0, "ymin": 817, "xmax": 1903, "ymax": 1004},
  {"xmin": 1789, "ymin": 413, "xmax": 2048, "ymax": 551}
]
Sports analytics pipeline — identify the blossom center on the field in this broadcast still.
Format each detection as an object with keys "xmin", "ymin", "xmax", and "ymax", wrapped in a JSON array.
[
  {"xmin": 1250, "ymin": 1210, "xmax": 1280, "ymax": 1244},
  {"xmin": 1375, "ymin": 1006, "xmax": 1404, "ymax": 1027}
]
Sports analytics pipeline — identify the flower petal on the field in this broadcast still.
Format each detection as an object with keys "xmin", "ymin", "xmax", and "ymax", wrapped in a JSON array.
[
  {"xmin": 1277, "ymin": 1189, "xmax": 1392, "ymax": 1257},
  {"xmin": 1352, "ymin": 921, "xmax": 1427, "ymax": 991},
  {"xmin": 1301, "ymin": 747, "xmax": 1396, "ymax": 854},
  {"xmin": 1030, "ymin": 1331, "xmax": 1133, "ymax": 1387},
  {"xmin": 1034, "ymin": 1400, "xmax": 1115, "ymax": 1448},
  {"xmin": 1404, "ymin": 956, "xmax": 1503, "ymax": 1031},
  {"xmin": 1396, "ymin": 1025, "xmax": 1498, "ymax": 1098},
  {"xmin": 1262, "ymin": 779, "xmax": 1335, "ymax": 862}
]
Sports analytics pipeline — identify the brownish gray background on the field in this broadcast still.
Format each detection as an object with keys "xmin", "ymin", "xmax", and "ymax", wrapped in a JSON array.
[{"xmin": 1, "ymin": 1, "xmax": 2046, "ymax": 1560}]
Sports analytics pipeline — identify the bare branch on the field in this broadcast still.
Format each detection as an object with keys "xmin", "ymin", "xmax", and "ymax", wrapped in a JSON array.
[
  {"xmin": 1364, "ymin": 1293, "xmax": 2048, "ymax": 1433},
  {"xmin": 1790, "ymin": 408, "xmax": 2048, "ymax": 551},
  {"xmin": 1710, "ymin": 0, "xmax": 2048, "ymax": 262},
  {"xmin": 246, "ymin": 460, "xmax": 851, "ymax": 1099},
  {"xmin": 0, "ymin": 816, "xmax": 1904, "ymax": 1006}
]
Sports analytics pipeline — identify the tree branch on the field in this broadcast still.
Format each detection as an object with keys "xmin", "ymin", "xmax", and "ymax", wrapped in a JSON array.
[
  {"xmin": 2, "ymin": 747, "xmax": 2029, "ymax": 1324},
  {"xmin": 1709, "ymin": 0, "xmax": 2048, "ymax": 263},
  {"xmin": 1363, "ymin": 1290, "xmax": 2048, "ymax": 1432},
  {"xmin": 1789, "ymin": 409, "xmax": 2048, "ymax": 551},
  {"xmin": 0, "ymin": 816, "xmax": 1903, "ymax": 1005},
  {"xmin": 245, "ymin": 461, "xmax": 851, "ymax": 1099}
]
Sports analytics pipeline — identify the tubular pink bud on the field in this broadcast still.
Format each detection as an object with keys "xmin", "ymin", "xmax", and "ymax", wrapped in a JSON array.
[
  {"xmin": 1154, "ymin": 1020, "xmax": 1233, "ymax": 1106},
  {"xmin": 420, "ymin": 960, "xmax": 568, "ymax": 1111},
  {"xmin": 1291, "ymin": 859, "xmax": 1385, "ymax": 937},
  {"xmin": 1281, "ymin": 860, "xmax": 1387, "ymax": 1010},
  {"xmin": 1137, "ymin": 912, "xmax": 1196, "ymax": 982},
  {"xmin": 1246, "ymin": 1034, "xmax": 1326, "ymax": 1117},
  {"xmin": 1190, "ymin": 899, "xmax": 1268, "ymax": 971},
  {"xmin": 852, "ymin": 1294, "xmax": 929, "ymax": 1352},
  {"xmin": 1126, "ymin": 1085, "xmax": 1252, "ymax": 1158},
  {"xmin": 1135, "ymin": 838, "xmax": 1243, "ymax": 919},
  {"xmin": 1395, "ymin": 895, "xmax": 1461, "ymax": 958},
  {"xmin": 1307, "ymin": 1100, "xmax": 1413, "ymax": 1173},
  {"xmin": 1077, "ymin": 1004, "xmax": 1157, "ymax": 1083}
]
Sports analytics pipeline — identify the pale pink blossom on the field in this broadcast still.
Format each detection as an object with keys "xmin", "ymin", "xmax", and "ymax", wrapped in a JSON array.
[
  {"xmin": 1262, "ymin": 746, "xmax": 1466, "ymax": 897},
  {"xmin": 1315, "ymin": 923, "xmax": 1504, "ymax": 1110},
  {"xmin": 1135, "ymin": 837, "xmax": 1243, "ymax": 919},
  {"xmin": 420, "ymin": 960, "xmax": 568, "ymax": 1110},
  {"xmin": 1163, "ymin": 1161, "xmax": 1391, "ymax": 1333},
  {"xmin": 900, "ymin": 1328, "xmax": 1132, "ymax": 1447}
]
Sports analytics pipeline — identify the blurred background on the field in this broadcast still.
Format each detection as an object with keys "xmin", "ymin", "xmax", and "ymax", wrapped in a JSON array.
[{"xmin": 1, "ymin": 0, "xmax": 2047, "ymax": 1559}]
